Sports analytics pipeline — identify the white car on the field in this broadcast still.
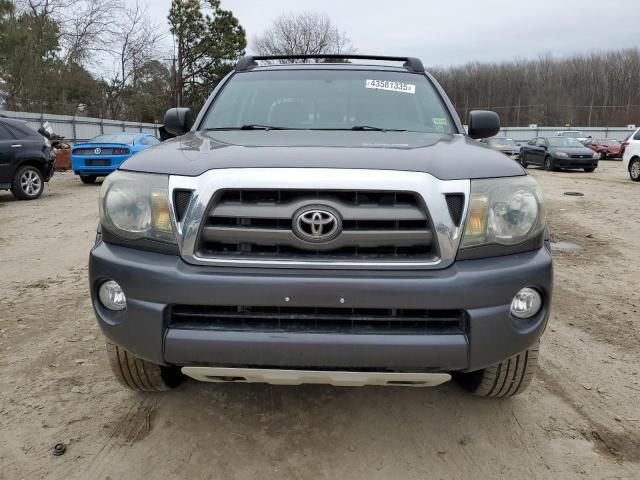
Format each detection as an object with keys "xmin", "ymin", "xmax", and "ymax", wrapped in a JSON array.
[
  {"xmin": 621, "ymin": 127, "xmax": 640, "ymax": 158},
  {"xmin": 553, "ymin": 130, "xmax": 590, "ymax": 142},
  {"xmin": 623, "ymin": 140, "xmax": 640, "ymax": 182}
]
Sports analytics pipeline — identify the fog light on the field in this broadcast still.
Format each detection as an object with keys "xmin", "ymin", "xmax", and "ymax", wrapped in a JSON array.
[
  {"xmin": 98, "ymin": 280, "xmax": 127, "ymax": 311},
  {"xmin": 510, "ymin": 288, "xmax": 542, "ymax": 319}
]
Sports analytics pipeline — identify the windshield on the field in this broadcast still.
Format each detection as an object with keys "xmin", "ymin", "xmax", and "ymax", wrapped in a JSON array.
[
  {"xmin": 201, "ymin": 70, "xmax": 454, "ymax": 133},
  {"xmin": 90, "ymin": 133, "xmax": 137, "ymax": 144},
  {"xmin": 487, "ymin": 138, "xmax": 517, "ymax": 147},
  {"xmin": 548, "ymin": 137, "xmax": 585, "ymax": 147}
]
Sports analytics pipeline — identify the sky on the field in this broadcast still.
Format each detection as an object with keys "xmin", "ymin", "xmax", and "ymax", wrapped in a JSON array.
[{"xmin": 131, "ymin": 0, "xmax": 640, "ymax": 67}]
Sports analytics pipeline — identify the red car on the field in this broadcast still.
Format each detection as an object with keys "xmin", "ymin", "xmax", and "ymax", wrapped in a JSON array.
[{"xmin": 583, "ymin": 138, "xmax": 622, "ymax": 159}]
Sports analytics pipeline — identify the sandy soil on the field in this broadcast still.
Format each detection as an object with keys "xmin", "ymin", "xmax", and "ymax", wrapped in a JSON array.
[{"xmin": 0, "ymin": 163, "xmax": 639, "ymax": 480}]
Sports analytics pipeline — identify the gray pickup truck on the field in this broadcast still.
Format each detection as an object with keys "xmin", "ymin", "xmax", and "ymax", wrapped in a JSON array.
[{"xmin": 90, "ymin": 55, "xmax": 552, "ymax": 397}]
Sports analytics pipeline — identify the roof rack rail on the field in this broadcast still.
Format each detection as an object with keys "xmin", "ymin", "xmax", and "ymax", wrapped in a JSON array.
[{"xmin": 234, "ymin": 55, "xmax": 425, "ymax": 73}]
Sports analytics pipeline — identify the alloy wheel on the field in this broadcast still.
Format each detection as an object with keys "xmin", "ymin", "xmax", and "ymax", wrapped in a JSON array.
[
  {"xmin": 631, "ymin": 160, "xmax": 640, "ymax": 181},
  {"xmin": 20, "ymin": 169, "xmax": 42, "ymax": 196}
]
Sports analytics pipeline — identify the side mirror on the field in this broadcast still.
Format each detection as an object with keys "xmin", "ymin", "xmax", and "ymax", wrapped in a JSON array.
[
  {"xmin": 467, "ymin": 110, "xmax": 500, "ymax": 139},
  {"xmin": 163, "ymin": 107, "xmax": 193, "ymax": 136}
]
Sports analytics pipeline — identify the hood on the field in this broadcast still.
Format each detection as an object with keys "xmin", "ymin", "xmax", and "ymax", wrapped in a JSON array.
[
  {"xmin": 119, "ymin": 131, "xmax": 526, "ymax": 180},
  {"xmin": 549, "ymin": 145, "xmax": 595, "ymax": 156},
  {"xmin": 497, "ymin": 146, "xmax": 520, "ymax": 154}
]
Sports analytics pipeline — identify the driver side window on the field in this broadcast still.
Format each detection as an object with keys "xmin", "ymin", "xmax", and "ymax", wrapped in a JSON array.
[
  {"xmin": 528, "ymin": 138, "xmax": 537, "ymax": 146},
  {"xmin": 536, "ymin": 138, "xmax": 546, "ymax": 147}
]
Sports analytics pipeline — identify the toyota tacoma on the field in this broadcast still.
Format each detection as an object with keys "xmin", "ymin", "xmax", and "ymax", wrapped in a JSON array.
[{"xmin": 90, "ymin": 54, "xmax": 552, "ymax": 397}]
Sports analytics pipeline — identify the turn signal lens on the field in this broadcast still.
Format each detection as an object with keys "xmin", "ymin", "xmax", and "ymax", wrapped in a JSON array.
[
  {"xmin": 151, "ymin": 190, "xmax": 172, "ymax": 232},
  {"xmin": 465, "ymin": 196, "xmax": 488, "ymax": 239}
]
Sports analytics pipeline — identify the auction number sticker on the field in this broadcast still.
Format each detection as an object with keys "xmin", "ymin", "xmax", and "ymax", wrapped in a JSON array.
[{"xmin": 366, "ymin": 79, "xmax": 416, "ymax": 94}]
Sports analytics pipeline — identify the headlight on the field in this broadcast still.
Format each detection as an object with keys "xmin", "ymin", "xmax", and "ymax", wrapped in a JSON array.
[
  {"xmin": 99, "ymin": 171, "xmax": 176, "ymax": 244},
  {"xmin": 461, "ymin": 176, "xmax": 545, "ymax": 248},
  {"xmin": 555, "ymin": 151, "xmax": 569, "ymax": 158},
  {"xmin": 592, "ymin": 152, "xmax": 599, "ymax": 159}
]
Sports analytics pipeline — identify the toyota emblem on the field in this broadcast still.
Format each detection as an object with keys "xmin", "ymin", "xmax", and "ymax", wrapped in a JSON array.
[
  {"xmin": 293, "ymin": 206, "xmax": 341, "ymax": 243},
  {"xmin": 94, "ymin": 147, "xmax": 102, "ymax": 155}
]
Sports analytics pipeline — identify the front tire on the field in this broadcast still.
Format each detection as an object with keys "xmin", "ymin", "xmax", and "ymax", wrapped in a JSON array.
[
  {"xmin": 456, "ymin": 342, "xmax": 539, "ymax": 398},
  {"xmin": 600, "ymin": 152, "xmax": 606, "ymax": 160},
  {"xmin": 11, "ymin": 165, "xmax": 44, "ymax": 200},
  {"xmin": 630, "ymin": 158, "xmax": 640, "ymax": 182},
  {"xmin": 520, "ymin": 153, "xmax": 528, "ymax": 168},
  {"xmin": 80, "ymin": 175, "xmax": 97, "ymax": 184},
  {"xmin": 544, "ymin": 156, "xmax": 556, "ymax": 171},
  {"xmin": 106, "ymin": 343, "xmax": 184, "ymax": 392}
]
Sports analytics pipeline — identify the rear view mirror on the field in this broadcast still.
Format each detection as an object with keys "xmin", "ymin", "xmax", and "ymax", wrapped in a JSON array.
[
  {"xmin": 164, "ymin": 108, "xmax": 193, "ymax": 137},
  {"xmin": 468, "ymin": 110, "xmax": 500, "ymax": 139}
]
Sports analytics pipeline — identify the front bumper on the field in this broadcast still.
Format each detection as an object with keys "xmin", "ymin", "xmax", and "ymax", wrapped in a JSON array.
[
  {"xmin": 554, "ymin": 157, "xmax": 598, "ymax": 169},
  {"xmin": 44, "ymin": 160, "xmax": 55, "ymax": 181},
  {"xmin": 89, "ymin": 241, "xmax": 553, "ymax": 373},
  {"xmin": 71, "ymin": 155, "xmax": 129, "ymax": 175}
]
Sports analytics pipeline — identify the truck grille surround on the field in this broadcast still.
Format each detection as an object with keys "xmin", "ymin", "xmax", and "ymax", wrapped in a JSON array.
[{"xmin": 196, "ymin": 189, "xmax": 437, "ymax": 262}]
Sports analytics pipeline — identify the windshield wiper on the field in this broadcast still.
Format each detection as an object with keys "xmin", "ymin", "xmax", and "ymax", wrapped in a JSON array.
[
  {"xmin": 203, "ymin": 125, "xmax": 292, "ymax": 131},
  {"xmin": 240, "ymin": 124, "xmax": 290, "ymax": 130},
  {"xmin": 351, "ymin": 125, "xmax": 407, "ymax": 132}
]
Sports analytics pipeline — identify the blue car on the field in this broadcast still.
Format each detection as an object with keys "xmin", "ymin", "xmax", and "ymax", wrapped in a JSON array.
[{"xmin": 71, "ymin": 132, "xmax": 160, "ymax": 184}]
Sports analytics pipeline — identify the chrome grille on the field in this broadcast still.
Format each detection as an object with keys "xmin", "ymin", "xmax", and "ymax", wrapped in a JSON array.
[{"xmin": 196, "ymin": 190, "xmax": 436, "ymax": 262}]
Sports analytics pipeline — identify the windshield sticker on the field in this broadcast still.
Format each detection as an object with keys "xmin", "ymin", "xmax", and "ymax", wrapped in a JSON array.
[
  {"xmin": 433, "ymin": 118, "xmax": 448, "ymax": 126},
  {"xmin": 366, "ymin": 79, "xmax": 416, "ymax": 94}
]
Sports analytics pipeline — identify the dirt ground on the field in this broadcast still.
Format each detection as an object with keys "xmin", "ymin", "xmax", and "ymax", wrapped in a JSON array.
[{"xmin": 0, "ymin": 162, "xmax": 639, "ymax": 480}]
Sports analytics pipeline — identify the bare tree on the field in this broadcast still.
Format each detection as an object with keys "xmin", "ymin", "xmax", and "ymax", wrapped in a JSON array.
[
  {"xmin": 431, "ymin": 48, "xmax": 640, "ymax": 127},
  {"xmin": 102, "ymin": 0, "xmax": 166, "ymax": 118},
  {"xmin": 17, "ymin": 0, "xmax": 122, "ymax": 67},
  {"xmin": 111, "ymin": 0, "xmax": 164, "ymax": 88},
  {"xmin": 61, "ymin": 0, "xmax": 122, "ymax": 66},
  {"xmin": 252, "ymin": 12, "xmax": 352, "ymax": 61}
]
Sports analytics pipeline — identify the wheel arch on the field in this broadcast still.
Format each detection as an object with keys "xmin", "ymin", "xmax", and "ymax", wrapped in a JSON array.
[
  {"xmin": 629, "ymin": 155, "xmax": 640, "ymax": 171},
  {"xmin": 16, "ymin": 157, "xmax": 47, "ymax": 175}
]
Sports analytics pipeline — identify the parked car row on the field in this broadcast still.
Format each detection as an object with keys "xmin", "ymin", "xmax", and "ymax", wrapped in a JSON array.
[
  {"xmin": 480, "ymin": 128, "xmax": 640, "ymax": 181},
  {"xmin": 0, "ymin": 118, "xmax": 161, "ymax": 200}
]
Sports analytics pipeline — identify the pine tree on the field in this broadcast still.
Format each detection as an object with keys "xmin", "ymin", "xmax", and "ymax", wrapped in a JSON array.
[{"xmin": 168, "ymin": 0, "xmax": 246, "ymax": 109}]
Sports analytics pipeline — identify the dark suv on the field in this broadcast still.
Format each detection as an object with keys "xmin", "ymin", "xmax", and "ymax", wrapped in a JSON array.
[
  {"xmin": 0, "ymin": 118, "xmax": 54, "ymax": 200},
  {"xmin": 90, "ymin": 55, "xmax": 553, "ymax": 397}
]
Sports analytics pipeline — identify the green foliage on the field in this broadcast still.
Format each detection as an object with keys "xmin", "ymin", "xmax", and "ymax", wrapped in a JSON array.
[
  {"xmin": 0, "ymin": 0, "xmax": 246, "ymax": 121},
  {"xmin": 1, "ymin": 10, "xmax": 63, "ymax": 110},
  {"xmin": 168, "ymin": 0, "xmax": 246, "ymax": 109}
]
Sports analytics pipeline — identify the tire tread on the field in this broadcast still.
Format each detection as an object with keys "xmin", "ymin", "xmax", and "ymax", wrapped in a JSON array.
[
  {"xmin": 457, "ymin": 342, "xmax": 539, "ymax": 398},
  {"xmin": 106, "ymin": 343, "xmax": 180, "ymax": 392}
]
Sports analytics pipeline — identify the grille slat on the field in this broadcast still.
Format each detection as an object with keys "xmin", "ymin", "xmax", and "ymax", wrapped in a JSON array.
[
  {"xmin": 202, "ymin": 227, "xmax": 432, "ymax": 250},
  {"xmin": 170, "ymin": 305, "xmax": 466, "ymax": 335},
  {"xmin": 198, "ymin": 189, "xmax": 436, "ymax": 263},
  {"xmin": 210, "ymin": 201, "xmax": 426, "ymax": 221}
]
